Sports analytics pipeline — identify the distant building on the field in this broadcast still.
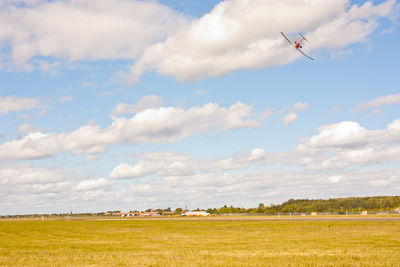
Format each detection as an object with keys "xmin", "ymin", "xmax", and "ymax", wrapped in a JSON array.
[
  {"xmin": 118, "ymin": 212, "xmax": 159, "ymax": 217},
  {"xmin": 395, "ymin": 207, "xmax": 400, "ymax": 214},
  {"xmin": 182, "ymin": 211, "xmax": 210, "ymax": 217}
]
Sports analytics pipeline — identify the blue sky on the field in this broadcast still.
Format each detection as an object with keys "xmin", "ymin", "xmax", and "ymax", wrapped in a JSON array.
[{"xmin": 0, "ymin": 0, "xmax": 399, "ymax": 215}]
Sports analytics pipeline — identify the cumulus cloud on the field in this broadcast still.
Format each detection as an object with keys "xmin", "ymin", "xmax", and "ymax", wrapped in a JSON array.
[
  {"xmin": 2, "ymin": 0, "xmax": 396, "ymax": 80},
  {"xmin": 2, "ymin": 147, "xmax": 400, "ymax": 214},
  {"xmin": 111, "ymin": 153, "xmax": 223, "ymax": 179},
  {"xmin": 2, "ymin": 118, "xmax": 400, "ymax": 214},
  {"xmin": 117, "ymin": 166, "xmax": 400, "ymax": 211},
  {"xmin": 75, "ymin": 178, "xmax": 112, "ymax": 191},
  {"xmin": 297, "ymin": 119, "xmax": 400, "ymax": 168},
  {"xmin": 112, "ymin": 95, "xmax": 163, "ymax": 115},
  {"xmin": 0, "ymin": 0, "xmax": 185, "ymax": 67},
  {"xmin": 283, "ymin": 112, "xmax": 297, "ymax": 126},
  {"xmin": 262, "ymin": 108, "xmax": 275, "ymax": 119},
  {"xmin": 0, "ymin": 165, "xmax": 66, "ymax": 185},
  {"xmin": 292, "ymin": 102, "xmax": 309, "ymax": 112},
  {"xmin": 108, "ymin": 158, "xmax": 196, "ymax": 180},
  {"xmin": 0, "ymin": 164, "xmax": 118, "ymax": 214},
  {"xmin": 2, "ymin": 165, "xmax": 397, "ymax": 214},
  {"xmin": 353, "ymin": 93, "xmax": 400, "ymax": 112},
  {"xmin": 0, "ymin": 95, "xmax": 41, "ymax": 114},
  {"xmin": 106, "ymin": 118, "xmax": 400, "ymax": 174},
  {"xmin": 0, "ymin": 132, "xmax": 65, "ymax": 159},
  {"xmin": 103, "ymin": 130, "xmax": 400, "ymax": 208},
  {"xmin": 329, "ymin": 175, "xmax": 343, "ymax": 184},
  {"xmin": 0, "ymin": 102, "xmax": 261, "ymax": 160},
  {"xmin": 109, "ymin": 148, "xmax": 271, "ymax": 179},
  {"xmin": 128, "ymin": 0, "xmax": 398, "ymax": 83}
]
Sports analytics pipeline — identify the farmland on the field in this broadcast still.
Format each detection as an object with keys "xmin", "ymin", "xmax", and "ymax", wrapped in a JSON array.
[{"xmin": 1, "ymin": 217, "xmax": 400, "ymax": 266}]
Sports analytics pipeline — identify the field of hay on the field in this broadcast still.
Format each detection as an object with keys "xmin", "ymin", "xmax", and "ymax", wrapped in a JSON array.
[{"xmin": 1, "ymin": 217, "xmax": 400, "ymax": 266}]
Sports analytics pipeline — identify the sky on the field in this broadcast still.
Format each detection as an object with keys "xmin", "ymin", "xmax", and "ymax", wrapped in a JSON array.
[{"xmin": 0, "ymin": 0, "xmax": 400, "ymax": 215}]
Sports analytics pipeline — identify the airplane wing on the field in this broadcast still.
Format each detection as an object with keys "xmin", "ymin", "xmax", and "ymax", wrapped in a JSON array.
[
  {"xmin": 297, "ymin": 48, "xmax": 314, "ymax": 60},
  {"xmin": 282, "ymin": 32, "xmax": 314, "ymax": 60},
  {"xmin": 281, "ymin": 32, "xmax": 293, "ymax": 46},
  {"xmin": 298, "ymin": 33, "xmax": 310, "ymax": 43}
]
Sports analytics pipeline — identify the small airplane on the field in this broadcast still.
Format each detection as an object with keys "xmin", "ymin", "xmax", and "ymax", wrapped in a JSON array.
[{"xmin": 281, "ymin": 32, "xmax": 314, "ymax": 60}]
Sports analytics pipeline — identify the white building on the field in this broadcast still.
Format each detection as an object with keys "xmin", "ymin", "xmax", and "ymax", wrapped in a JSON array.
[{"xmin": 182, "ymin": 211, "xmax": 210, "ymax": 216}]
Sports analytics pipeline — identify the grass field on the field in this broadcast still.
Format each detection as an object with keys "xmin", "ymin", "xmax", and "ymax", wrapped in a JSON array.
[{"xmin": 1, "ymin": 217, "xmax": 400, "ymax": 266}]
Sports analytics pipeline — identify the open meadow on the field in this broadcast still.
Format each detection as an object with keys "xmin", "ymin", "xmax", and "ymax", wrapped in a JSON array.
[{"xmin": 1, "ymin": 216, "xmax": 400, "ymax": 266}]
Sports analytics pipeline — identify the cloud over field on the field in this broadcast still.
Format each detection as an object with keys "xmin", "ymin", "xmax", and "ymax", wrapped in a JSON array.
[
  {"xmin": 2, "ymin": 117, "xmax": 400, "ymax": 214},
  {"xmin": 0, "ymin": 102, "xmax": 261, "ymax": 159},
  {"xmin": 109, "ymin": 118, "xmax": 400, "ymax": 179}
]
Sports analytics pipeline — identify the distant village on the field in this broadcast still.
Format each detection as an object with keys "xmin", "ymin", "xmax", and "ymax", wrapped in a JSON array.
[
  {"xmin": 2, "ymin": 196, "xmax": 400, "ymax": 218},
  {"xmin": 114, "ymin": 210, "xmax": 210, "ymax": 217},
  {"xmin": 0, "ymin": 208, "xmax": 211, "ymax": 219},
  {"xmin": 110, "ymin": 206, "xmax": 210, "ymax": 217}
]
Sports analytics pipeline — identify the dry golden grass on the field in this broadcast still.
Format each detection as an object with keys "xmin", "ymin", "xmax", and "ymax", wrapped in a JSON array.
[{"xmin": 1, "ymin": 217, "xmax": 400, "ymax": 266}]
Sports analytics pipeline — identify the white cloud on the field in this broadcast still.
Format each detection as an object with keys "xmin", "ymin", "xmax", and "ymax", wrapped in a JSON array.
[
  {"xmin": 262, "ymin": 108, "xmax": 275, "ymax": 119},
  {"xmin": 0, "ymin": 95, "xmax": 41, "ymax": 114},
  {"xmin": 247, "ymin": 148, "xmax": 268, "ymax": 162},
  {"xmin": 109, "ymin": 148, "xmax": 271, "ymax": 180},
  {"xmin": 112, "ymin": 95, "xmax": 163, "ymax": 115},
  {"xmin": 118, "ymin": 166, "xmax": 399, "ymax": 210},
  {"xmin": 305, "ymin": 121, "xmax": 368, "ymax": 148},
  {"xmin": 110, "ymin": 154, "xmax": 223, "ymax": 179},
  {"xmin": 128, "ymin": 0, "xmax": 397, "ymax": 83},
  {"xmin": 75, "ymin": 178, "xmax": 112, "ymax": 191},
  {"xmin": 0, "ymin": 102, "xmax": 261, "ymax": 160},
  {"xmin": 0, "ymin": 0, "xmax": 186, "ymax": 66},
  {"xmin": 353, "ymin": 93, "xmax": 400, "ymax": 112},
  {"xmin": 0, "ymin": 165, "xmax": 65, "ymax": 185},
  {"xmin": 2, "ymin": 118, "xmax": 400, "ymax": 214},
  {"xmin": 0, "ymin": 132, "xmax": 65, "ymax": 160},
  {"xmin": 292, "ymin": 102, "xmax": 309, "ymax": 112},
  {"xmin": 329, "ymin": 175, "xmax": 343, "ymax": 184},
  {"xmin": 368, "ymin": 179, "xmax": 391, "ymax": 187},
  {"xmin": 109, "ymin": 148, "xmax": 270, "ymax": 179},
  {"xmin": 2, "ymin": 0, "xmax": 396, "ymax": 80},
  {"xmin": 283, "ymin": 112, "xmax": 297, "ymax": 126},
  {"xmin": 1, "ymin": 150, "xmax": 400, "ymax": 214},
  {"xmin": 0, "ymin": 163, "xmax": 119, "ymax": 214},
  {"xmin": 109, "ymin": 162, "xmax": 148, "ymax": 179},
  {"xmin": 297, "ymin": 119, "xmax": 400, "ymax": 168}
]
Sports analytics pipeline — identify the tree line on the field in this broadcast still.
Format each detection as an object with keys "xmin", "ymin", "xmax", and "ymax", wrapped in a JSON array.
[{"xmin": 200, "ymin": 196, "xmax": 400, "ymax": 214}]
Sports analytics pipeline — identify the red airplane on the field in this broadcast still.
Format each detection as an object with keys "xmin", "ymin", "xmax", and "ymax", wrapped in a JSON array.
[{"xmin": 281, "ymin": 32, "xmax": 314, "ymax": 60}]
